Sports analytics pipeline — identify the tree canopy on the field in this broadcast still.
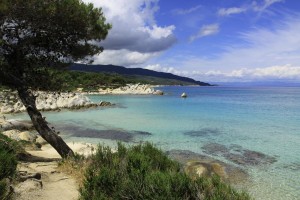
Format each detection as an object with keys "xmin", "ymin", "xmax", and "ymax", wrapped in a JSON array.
[
  {"xmin": 0, "ymin": 0, "xmax": 111, "ymax": 158},
  {"xmin": 0, "ymin": 0, "xmax": 111, "ymax": 88}
]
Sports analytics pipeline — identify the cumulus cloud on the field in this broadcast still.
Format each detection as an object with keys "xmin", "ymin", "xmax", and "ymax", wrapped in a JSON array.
[
  {"xmin": 82, "ymin": 0, "xmax": 176, "ymax": 66},
  {"xmin": 218, "ymin": 7, "xmax": 246, "ymax": 16},
  {"xmin": 189, "ymin": 24, "xmax": 219, "ymax": 42},
  {"xmin": 191, "ymin": 65, "xmax": 300, "ymax": 82},
  {"xmin": 144, "ymin": 63, "xmax": 300, "ymax": 82},
  {"xmin": 93, "ymin": 50, "xmax": 159, "ymax": 66},
  {"xmin": 172, "ymin": 5, "xmax": 202, "ymax": 15},
  {"xmin": 145, "ymin": 64, "xmax": 189, "ymax": 76}
]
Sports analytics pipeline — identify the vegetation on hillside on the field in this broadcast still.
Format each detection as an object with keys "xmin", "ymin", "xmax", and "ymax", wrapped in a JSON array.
[
  {"xmin": 11, "ymin": 69, "xmax": 202, "ymax": 92},
  {"xmin": 48, "ymin": 70, "xmax": 145, "ymax": 92},
  {"xmin": 79, "ymin": 142, "xmax": 250, "ymax": 200}
]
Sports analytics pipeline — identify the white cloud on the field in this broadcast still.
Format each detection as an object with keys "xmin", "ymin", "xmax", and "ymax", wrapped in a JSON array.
[
  {"xmin": 189, "ymin": 24, "xmax": 219, "ymax": 42},
  {"xmin": 252, "ymin": 0, "xmax": 284, "ymax": 12},
  {"xmin": 191, "ymin": 65, "xmax": 300, "ymax": 82},
  {"xmin": 145, "ymin": 64, "xmax": 189, "ymax": 76},
  {"xmin": 218, "ymin": 0, "xmax": 284, "ymax": 17},
  {"xmin": 140, "ymin": 25, "xmax": 176, "ymax": 39},
  {"xmin": 148, "ymin": 15, "xmax": 300, "ymax": 82},
  {"xmin": 173, "ymin": 16, "xmax": 300, "ymax": 81},
  {"xmin": 82, "ymin": 0, "xmax": 176, "ymax": 66},
  {"xmin": 172, "ymin": 5, "xmax": 202, "ymax": 15},
  {"xmin": 93, "ymin": 50, "xmax": 159, "ymax": 66},
  {"xmin": 144, "ymin": 63, "xmax": 300, "ymax": 83},
  {"xmin": 218, "ymin": 7, "xmax": 246, "ymax": 16}
]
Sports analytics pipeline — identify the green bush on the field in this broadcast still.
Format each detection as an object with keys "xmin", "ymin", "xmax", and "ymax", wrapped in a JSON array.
[
  {"xmin": 0, "ymin": 133, "xmax": 18, "ymax": 199},
  {"xmin": 0, "ymin": 134, "xmax": 17, "ymax": 180},
  {"xmin": 80, "ymin": 142, "xmax": 250, "ymax": 200},
  {"xmin": 0, "ymin": 179, "xmax": 8, "ymax": 199}
]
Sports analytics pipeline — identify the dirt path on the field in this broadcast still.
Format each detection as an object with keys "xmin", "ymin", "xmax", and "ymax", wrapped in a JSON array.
[
  {"xmin": 13, "ymin": 143, "xmax": 95, "ymax": 200},
  {"xmin": 15, "ymin": 161, "xmax": 79, "ymax": 200}
]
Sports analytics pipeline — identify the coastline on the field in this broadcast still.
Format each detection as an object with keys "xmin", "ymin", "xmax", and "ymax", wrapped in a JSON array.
[
  {"xmin": 2, "ymin": 86, "xmax": 300, "ymax": 199},
  {"xmin": 0, "ymin": 84, "xmax": 162, "ymax": 114},
  {"xmin": 81, "ymin": 83, "xmax": 164, "ymax": 95}
]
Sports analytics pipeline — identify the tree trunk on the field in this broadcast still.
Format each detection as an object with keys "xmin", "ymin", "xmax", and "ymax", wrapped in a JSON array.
[{"xmin": 16, "ymin": 86, "xmax": 74, "ymax": 158}]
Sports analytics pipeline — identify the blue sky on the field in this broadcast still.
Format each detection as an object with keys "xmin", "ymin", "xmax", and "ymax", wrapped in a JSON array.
[{"xmin": 83, "ymin": 0, "xmax": 300, "ymax": 83}]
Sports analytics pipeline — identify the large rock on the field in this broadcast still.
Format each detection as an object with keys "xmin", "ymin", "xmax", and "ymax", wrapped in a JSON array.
[
  {"xmin": 14, "ymin": 179, "xmax": 42, "ymax": 195},
  {"xmin": 2, "ymin": 130, "xmax": 21, "ymax": 140},
  {"xmin": 98, "ymin": 84, "xmax": 157, "ymax": 95},
  {"xmin": 1, "ymin": 119, "xmax": 33, "ymax": 131},
  {"xmin": 2, "ymin": 129, "xmax": 37, "ymax": 142},
  {"xmin": 153, "ymin": 90, "xmax": 164, "ymax": 95},
  {"xmin": 0, "ymin": 91, "xmax": 111, "ymax": 113},
  {"xmin": 35, "ymin": 135, "xmax": 47, "ymax": 145},
  {"xmin": 19, "ymin": 131, "xmax": 37, "ymax": 142},
  {"xmin": 1, "ymin": 106, "xmax": 14, "ymax": 114}
]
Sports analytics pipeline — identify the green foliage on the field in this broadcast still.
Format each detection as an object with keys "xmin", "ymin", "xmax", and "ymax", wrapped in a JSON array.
[
  {"xmin": 0, "ymin": 133, "xmax": 18, "ymax": 199},
  {"xmin": 0, "ymin": 0, "xmax": 110, "ymax": 89},
  {"xmin": 80, "ymin": 142, "xmax": 250, "ymax": 200},
  {"xmin": 45, "ymin": 70, "xmax": 141, "ymax": 91},
  {"xmin": 23, "ymin": 68, "xmax": 199, "ymax": 92},
  {"xmin": 0, "ymin": 134, "xmax": 18, "ymax": 180}
]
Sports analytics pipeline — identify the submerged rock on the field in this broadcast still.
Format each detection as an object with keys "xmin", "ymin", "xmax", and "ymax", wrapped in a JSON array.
[
  {"xmin": 202, "ymin": 143, "xmax": 229, "ymax": 155},
  {"xmin": 55, "ymin": 124, "xmax": 152, "ymax": 143},
  {"xmin": 167, "ymin": 149, "xmax": 248, "ymax": 184},
  {"xmin": 224, "ymin": 149, "xmax": 277, "ymax": 166},
  {"xmin": 184, "ymin": 128, "xmax": 222, "ymax": 137},
  {"xmin": 201, "ymin": 142, "xmax": 277, "ymax": 166}
]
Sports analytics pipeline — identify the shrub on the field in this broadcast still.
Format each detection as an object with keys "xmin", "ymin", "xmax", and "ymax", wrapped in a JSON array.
[
  {"xmin": 79, "ymin": 142, "xmax": 250, "ymax": 200},
  {"xmin": 0, "ymin": 133, "xmax": 18, "ymax": 199}
]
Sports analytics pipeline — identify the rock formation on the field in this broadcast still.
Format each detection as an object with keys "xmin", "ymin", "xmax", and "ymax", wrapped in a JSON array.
[
  {"xmin": 0, "ymin": 90, "xmax": 113, "ymax": 114},
  {"xmin": 97, "ymin": 84, "xmax": 162, "ymax": 95}
]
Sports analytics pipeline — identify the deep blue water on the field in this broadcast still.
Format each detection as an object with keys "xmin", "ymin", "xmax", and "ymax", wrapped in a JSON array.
[{"xmin": 8, "ymin": 86, "xmax": 300, "ymax": 199}]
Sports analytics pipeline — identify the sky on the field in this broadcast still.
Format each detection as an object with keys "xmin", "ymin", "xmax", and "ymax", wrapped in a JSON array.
[{"xmin": 82, "ymin": 0, "xmax": 300, "ymax": 83}]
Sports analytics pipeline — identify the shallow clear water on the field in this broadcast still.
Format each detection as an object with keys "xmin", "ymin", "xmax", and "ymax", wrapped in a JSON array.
[{"xmin": 8, "ymin": 86, "xmax": 300, "ymax": 199}]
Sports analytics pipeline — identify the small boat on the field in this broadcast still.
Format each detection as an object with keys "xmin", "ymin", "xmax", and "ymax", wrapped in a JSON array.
[{"xmin": 181, "ymin": 92, "xmax": 187, "ymax": 98}]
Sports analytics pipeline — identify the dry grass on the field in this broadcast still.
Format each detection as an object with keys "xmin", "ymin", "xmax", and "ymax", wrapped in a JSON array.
[{"xmin": 57, "ymin": 154, "xmax": 91, "ymax": 186}]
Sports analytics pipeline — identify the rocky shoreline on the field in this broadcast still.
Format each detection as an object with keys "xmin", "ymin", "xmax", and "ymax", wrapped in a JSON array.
[
  {"xmin": 89, "ymin": 84, "xmax": 164, "ymax": 95},
  {"xmin": 0, "ymin": 90, "xmax": 113, "ymax": 114},
  {"xmin": 0, "ymin": 84, "xmax": 164, "ymax": 114}
]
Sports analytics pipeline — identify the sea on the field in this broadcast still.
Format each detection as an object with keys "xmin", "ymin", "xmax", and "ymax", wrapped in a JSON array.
[{"xmin": 8, "ymin": 86, "xmax": 300, "ymax": 200}]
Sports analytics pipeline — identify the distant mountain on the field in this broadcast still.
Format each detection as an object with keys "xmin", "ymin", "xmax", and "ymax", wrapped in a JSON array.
[{"xmin": 69, "ymin": 63, "xmax": 211, "ymax": 86}]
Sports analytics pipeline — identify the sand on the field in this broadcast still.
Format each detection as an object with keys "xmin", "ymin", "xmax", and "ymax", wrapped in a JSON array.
[{"xmin": 14, "ymin": 142, "xmax": 96, "ymax": 200}]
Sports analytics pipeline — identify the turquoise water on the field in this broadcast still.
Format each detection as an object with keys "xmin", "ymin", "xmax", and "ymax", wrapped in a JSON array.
[{"xmin": 8, "ymin": 86, "xmax": 300, "ymax": 199}]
